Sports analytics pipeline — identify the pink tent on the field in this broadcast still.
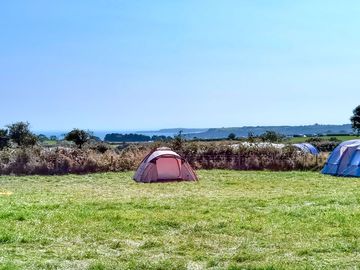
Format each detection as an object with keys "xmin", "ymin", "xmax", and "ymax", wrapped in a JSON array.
[{"xmin": 133, "ymin": 147, "xmax": 198, "ymax": 183}]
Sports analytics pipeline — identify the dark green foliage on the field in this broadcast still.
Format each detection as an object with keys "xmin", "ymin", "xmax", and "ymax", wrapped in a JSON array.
[
  {"xmin": 305, "ymin": 137, "xmax": 323, "ymax": 143},
  {"xmin": 305, "ymin": 137, "xmax": 340, "ymax": 152},
  {"xmin": 247, "ymin": 131, "xmax": 256, "ymax": 143},
  {"xmin": 329, "ymin": 137, "xmax": 340, "ymax": 142},
  {"xmin": 87, "ymin": 142, "xmax": 111, "ymax": 154},
  {"xmin": 0, "ymin": 129, "xmax": 9, "ymax": 150},
  {"xmin": 49, "ymin": 135, "xmax": 58, "ymax": 141},
  {"xmin": 312, "ymin": 141, "xmax": 340, "ymax": 152},
  {"xmin": 228, "ymin": 133, "xmax": 236, "ymax": 140},
  {"xmin": 172, "ymin": 131, "xmax": 184, "ymax": 151},
  {"xmin": 105, "ymin": 133, "xmax": 150, "ymax": 142},
  {"xmin": 351, "ymin": 105, "xmax": 360, "ymax": 135},
  {"xmin": 104, "ymin": 133, "xmax": 172, "ymax": 142},
  {"xmin": 6, "ymin": 122, "xmax": 38, "ymax": 147},
  {"xmin": 0, "ymin": 129, "xmax": 7, "ymax": 137},
  {"xmin": 65, "ymin": 129, "xmax": 91, "ymax": 148},
  {"xmin": 151, "ymin": 135, "xmax": 173, "ymax": 142},
  {"xmin": 259, "ymin": 131, "xmax": 285, "ymax": 143},
  {"xmin": 37, "ymin": 134, "xmax": 48, "ymax": 142}
]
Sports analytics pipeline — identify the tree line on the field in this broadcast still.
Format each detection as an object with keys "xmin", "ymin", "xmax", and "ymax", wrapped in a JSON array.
[
  {"xmin": 0, "ymin": 122, "xmax": 97, "ymax": 149},
  {"xmin": 1, "ymin": 106, "xmax": 359, "ymax": 151},
  {"xmin": 104, "ymin": 133, "xmax": 172, "ymax": 143}
]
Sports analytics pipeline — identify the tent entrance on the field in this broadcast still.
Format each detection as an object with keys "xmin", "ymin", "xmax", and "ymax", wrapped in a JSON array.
[{"xmin": 156, "ymin": 157, "xmax": 182, "ymax": 180}]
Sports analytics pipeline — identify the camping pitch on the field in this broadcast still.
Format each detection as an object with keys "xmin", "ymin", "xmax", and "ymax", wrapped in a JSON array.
[
  {"xmin": 133, "ymin": 147, "xmax": 198, "ymax": 183},
  {"xmin": 322, "ymin": 139, "xmax": 360, "ymax": 177}
]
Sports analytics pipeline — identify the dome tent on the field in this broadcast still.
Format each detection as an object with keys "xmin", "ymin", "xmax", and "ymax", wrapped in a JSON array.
[
  {"xmin": 293, "ymin": 143, "xmax": 320, "ymax": 155},
  {"xmin": 134, "ymin": 147, "xmax": 198, "ymax": 183},
  {"xmin": 322, "ymin": 139, "xmax": 360, "ymax": 177}
]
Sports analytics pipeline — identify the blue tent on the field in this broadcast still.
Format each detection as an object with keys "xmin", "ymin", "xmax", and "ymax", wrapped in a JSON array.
[
  {"xmin": 293, "ymin": 143, "xmax": 320, "ymax": 155},
  {"xmin": 322, "ymin": 139, "xmax": 360, "ymax": 177}
]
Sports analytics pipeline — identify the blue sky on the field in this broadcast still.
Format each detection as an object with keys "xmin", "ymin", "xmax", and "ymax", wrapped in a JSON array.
[{"xmin": 1, "ymin": 0, "xmax": 359, "ymax": 131}]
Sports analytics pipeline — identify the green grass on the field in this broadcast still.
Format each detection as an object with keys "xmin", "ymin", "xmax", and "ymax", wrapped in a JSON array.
[
  {"xmin": 1, "ymin": 171, "xmax": 360, "ymax": 269},
  {"xmin": 289, "ymin": 135, "xmax": 359, "ymax": 143},
  {"xmin": 39, "ymin": 140, "xmax": 59, "ymax": 146}
]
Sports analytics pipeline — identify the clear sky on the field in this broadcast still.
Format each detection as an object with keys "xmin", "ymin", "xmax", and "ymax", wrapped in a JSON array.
[{"xmin": 1, "ymin": 0, "xmax": 360, "ymax": 131}]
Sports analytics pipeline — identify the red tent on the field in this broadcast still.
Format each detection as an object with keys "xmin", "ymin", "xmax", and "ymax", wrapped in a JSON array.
[{"xmin": 133, "ymin": 147, "xmax": 198, "ymax": 183}]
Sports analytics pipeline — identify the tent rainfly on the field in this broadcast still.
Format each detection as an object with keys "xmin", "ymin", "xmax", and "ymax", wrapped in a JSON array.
[
  {"xmin": 133, "ymin": 147, "xmax": 198, "ymax": 183},
  {"xmin": 293, "ymin": 143, "xmax": 320, "ymax": 155},
  {"xmin": 322, "ymin": 139, "xmax": 360, "ymax": 177}
]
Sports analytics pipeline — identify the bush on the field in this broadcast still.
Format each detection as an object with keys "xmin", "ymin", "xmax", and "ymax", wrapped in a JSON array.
[
  {"xmin": 0, "ymin": 136, "xmax": 9, "ymax": 150},
  {"xmin": 311, "ymin": 141, "xmax": 340, "ymax": 152},
  {"xmin": 0, "ymin": 141, "xmax": 328, "ymax": 176},
  {"xmin": 177, "ymin": 142, "xmax": 325, "ymax": 171},
  {"xmin": 86, "ymin": 142, "xmax": 111, "ymax": 154},
  {"xmin": 65, "ymin": 129, "xmax": 91, "ymax": 149},
  {"xmin": 329, "ymin": 137, "xmax": 340, "ymax": 142},
  {"xmin": 6, "ymin": 122, "xmax": 38, "ymax": 147},
  {"xmin": 260, "ymin": 131, "xmax": 285, "ymax": 143},
  {"xmin": 306, "ymin": 137, "xmax": 323, "ymax": 143}
]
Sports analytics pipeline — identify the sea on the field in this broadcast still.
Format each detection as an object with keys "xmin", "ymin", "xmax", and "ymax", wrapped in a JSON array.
[{"xmin": 34, "ymin": 130, "xmax": 180, "ymax": 140}]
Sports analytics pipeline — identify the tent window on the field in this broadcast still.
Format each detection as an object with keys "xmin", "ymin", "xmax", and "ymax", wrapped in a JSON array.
[
  {"xmin": 156, "ymin": 157, "xmax": 181, "ymax": 180},
  {"xmin": 350, "ymin": 151, "xmax": 360, "ymax": 166}
]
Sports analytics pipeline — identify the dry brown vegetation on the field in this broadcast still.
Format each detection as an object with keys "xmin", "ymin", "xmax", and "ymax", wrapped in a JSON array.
[
  {"xmin": 0, "ymin": 141, "xmax": 328, "ymax": 175},
  {"xmin": 177, "ymin": 141, "xmax": 327, "ymax": 171}
]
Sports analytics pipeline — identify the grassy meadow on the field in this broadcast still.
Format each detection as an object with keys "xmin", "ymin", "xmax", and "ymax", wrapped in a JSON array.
[
  {"xmin": 1, "ymin": 170, "xmax": 360, "ymax": 269},
  {"xmin": 289, "ymin": 135, "xmax": 358, "ymax": 143}
]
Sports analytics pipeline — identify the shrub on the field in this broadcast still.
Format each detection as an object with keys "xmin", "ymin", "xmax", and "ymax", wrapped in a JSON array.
[
  {"xmin": 86, "ymin": 142, "xmax": 111, "ymax": 154},
  {"xmin": 0, "ymin": 141, "xmax": 328, "ymax": 176},
  {"xmin": 311, "ymin": 141, "xmax": 340, "ymax": 152},
  {"xmin": 0, "ymin": 131, "xmax": 10, "ymax": 150},
  {"xmin": 306, "ymin": 137, "xmax": 323, "ymax": 143},
  {"xmin": 6, "ymin": 122, "xmax": 38, "ymax": 147},
  {"xmin": 260, "ymin": 131, "xmax": 285, "ymax": 143},
  {"xmin": 178, "ymin": 142, "xmax": 326, "ymax": 171},
  {"xmin": 171, "ymin": 131, "xmax": 184, "ymax": 151},
  {"xmin": 64, "ymin": 129, "xmax": 91, "ymax": 149},
  {"xmin": 228, "ymin": 133, "xmax": 236, "ymax": 140}
]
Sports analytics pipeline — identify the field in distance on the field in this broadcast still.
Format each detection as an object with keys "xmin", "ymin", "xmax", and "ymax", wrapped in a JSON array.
[
  {"xmin": 289, "ymin": 135, "xmax": 359, "ymax": 143},
  {"xmin": 1, "ymin": 171, "xmax": 360, "ymax": 269}
]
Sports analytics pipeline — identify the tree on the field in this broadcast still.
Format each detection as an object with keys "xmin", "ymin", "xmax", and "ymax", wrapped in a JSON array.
[
  {"xmin": 6, "ymin": 122, "xmax": 38, "ymax": 147},
  {"xmin": 0, "ymin": 129, "xmax": 8, "ymax": 137},
  {"xmin": 260, "ymin": 131, "xmax": 285, "ymax": 143},
  {"xmin": 351, "ymin": 105, "xmax": 360, "ymax": 136},
  {"xmin": 37, "ymin": 134, "xmax": 49, "ymax": 142},
  {"xmin": 228, "ymin": 133, "xmax": 236, "ymax": 140},
  {"xmin": 247, "ymin": 131, "xmax": 256, "ymax": 143},
  {"xmin": 65, "ymin": 129, "xmax": 91, "ymax": 148},
  {"xmin": 172, "ymin": 130, "xmax": 184, "ymax": 151},
  {"xmin": 0, "ymin": 129, "xmax": 9, "ymax": 150},
  {"xmin": 49, "ymin": 135, "xmax": 58, "ymax": 141}
]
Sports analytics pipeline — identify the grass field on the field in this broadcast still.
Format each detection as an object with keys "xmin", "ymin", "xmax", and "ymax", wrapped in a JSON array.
[
  {"xmin": 1, "ymin": 171, "xmax": 360, "ymax": 269},
  {"xmin": 289, "ymin": 135, "xmax": 359, "ymax": 143}
]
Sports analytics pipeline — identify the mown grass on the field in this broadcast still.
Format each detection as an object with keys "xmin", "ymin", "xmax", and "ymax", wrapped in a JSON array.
[{"xmin": 1, "ymin": 170, "xmax": 360, "ymax": 269}]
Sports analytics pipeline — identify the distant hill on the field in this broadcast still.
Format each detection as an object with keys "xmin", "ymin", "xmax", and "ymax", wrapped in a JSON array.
[
  {"xmin": 157, "ymin": 128, "xmax": 208, "ymax": 134},
  {"xmin": 183, "ymin": 124, "xmax": 353, "ymax": 139},
  {"xmin": 136, "ymin": 128, "xmax": 207, "ymax": 136}
]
